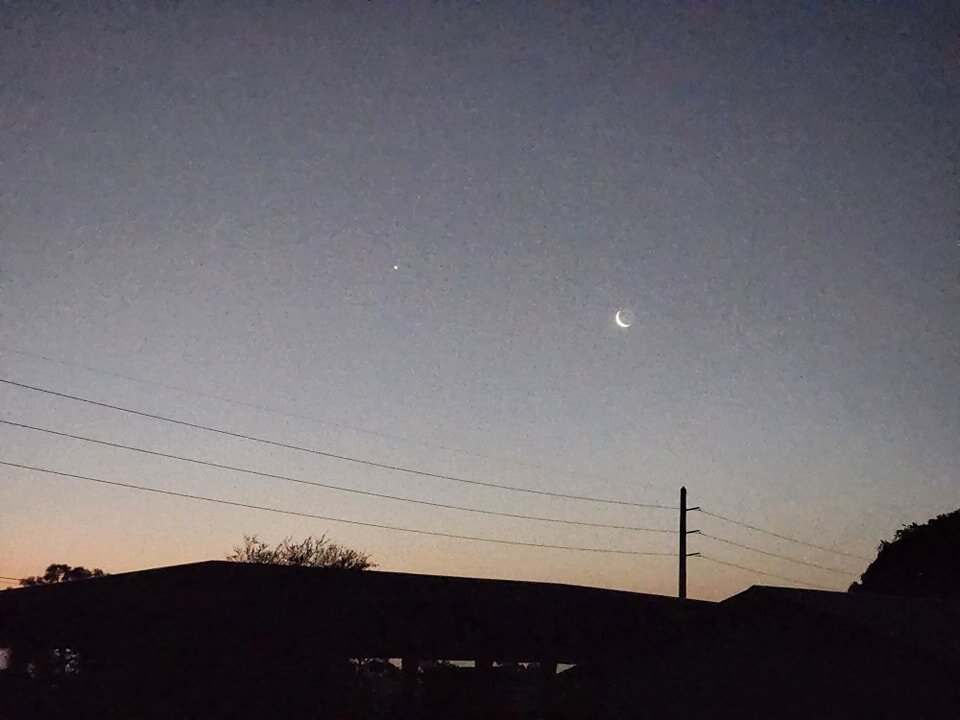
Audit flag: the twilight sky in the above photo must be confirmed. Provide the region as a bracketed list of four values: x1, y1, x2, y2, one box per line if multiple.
[1, 1, 958, 601]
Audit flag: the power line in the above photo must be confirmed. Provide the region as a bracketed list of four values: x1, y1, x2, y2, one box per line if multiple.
[0, 345, 674, 494]
[0, 460, 675, 557]
[0, 419, 676, 535]
[697, 554, 835, 590]
[0, 377, 677, 510]
[0, 576, 20, 583]
[697, 532, 858, 577]
[695, 509, 870, 561]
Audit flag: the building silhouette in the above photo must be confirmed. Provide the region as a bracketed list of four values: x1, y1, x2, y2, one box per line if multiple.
[1, 561, 957, 719]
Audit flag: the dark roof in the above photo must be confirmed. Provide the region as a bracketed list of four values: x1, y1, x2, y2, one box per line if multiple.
[0, 561, 707, 662]
[721, 584, 960, 663]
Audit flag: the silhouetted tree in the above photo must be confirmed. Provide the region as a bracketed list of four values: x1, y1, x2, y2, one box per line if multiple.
[19, 563, 106, 587]
[226, 534, 374, 570]
[849, 508, 960, 599]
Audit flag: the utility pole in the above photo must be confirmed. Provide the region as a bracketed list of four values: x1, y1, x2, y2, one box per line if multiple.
[679, 486, 700, 600]
[679, 486, 687, 599]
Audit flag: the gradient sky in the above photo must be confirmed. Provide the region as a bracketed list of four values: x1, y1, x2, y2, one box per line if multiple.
[1, 1, 958, 601]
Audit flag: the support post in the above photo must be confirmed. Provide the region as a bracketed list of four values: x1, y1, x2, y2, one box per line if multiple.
[538, 659, 558, 715]
[401, 656, 419, 718]
[476, 656, 495, 716]
[679, 486, 687, 600]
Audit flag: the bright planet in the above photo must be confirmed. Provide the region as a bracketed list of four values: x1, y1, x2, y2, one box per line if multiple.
[614, 309, 634, 328]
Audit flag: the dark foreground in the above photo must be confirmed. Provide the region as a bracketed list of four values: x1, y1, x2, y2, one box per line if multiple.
[1, 562, 958, 719]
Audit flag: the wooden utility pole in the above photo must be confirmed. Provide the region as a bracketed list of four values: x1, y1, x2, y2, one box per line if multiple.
[679, 486, 687, 599]
[678, 487, 700, 600]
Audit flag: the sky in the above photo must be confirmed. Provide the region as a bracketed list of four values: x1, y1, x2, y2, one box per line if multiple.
[1, 0, 958, 601]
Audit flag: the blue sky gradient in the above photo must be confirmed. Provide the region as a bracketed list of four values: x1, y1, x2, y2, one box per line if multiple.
[1, 1, 958, 600]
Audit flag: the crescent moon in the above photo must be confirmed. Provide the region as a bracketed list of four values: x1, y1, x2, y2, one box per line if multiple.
[614, 310, 631, 328]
